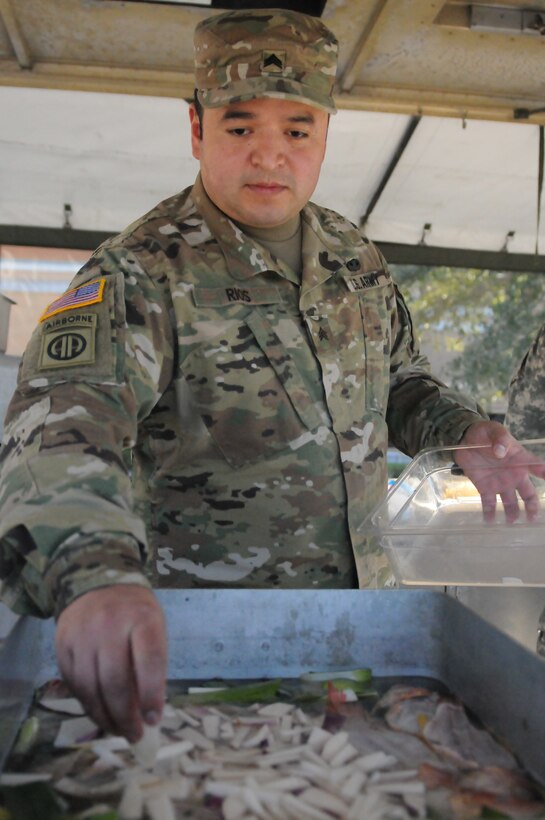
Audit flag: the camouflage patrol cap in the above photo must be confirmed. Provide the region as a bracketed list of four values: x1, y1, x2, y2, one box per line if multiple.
[194, 8, 338, 114]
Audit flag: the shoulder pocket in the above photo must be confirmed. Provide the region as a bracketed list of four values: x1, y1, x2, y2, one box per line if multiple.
[18, 273, 125, 390]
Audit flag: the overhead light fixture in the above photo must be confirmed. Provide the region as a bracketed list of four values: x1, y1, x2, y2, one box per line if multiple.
[470, 5, 545, 36]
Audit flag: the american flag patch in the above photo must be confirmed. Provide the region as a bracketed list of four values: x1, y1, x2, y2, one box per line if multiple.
[40, 278, 106, 322]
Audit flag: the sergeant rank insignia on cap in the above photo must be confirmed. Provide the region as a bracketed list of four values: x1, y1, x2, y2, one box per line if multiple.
[261, 51, 285, 72]
[40, 278, 106, 322]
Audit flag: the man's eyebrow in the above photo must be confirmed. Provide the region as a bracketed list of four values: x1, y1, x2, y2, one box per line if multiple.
[221, 109, 256, 121]
[286, 114, 315, 124]
[220, 110, 316, 124]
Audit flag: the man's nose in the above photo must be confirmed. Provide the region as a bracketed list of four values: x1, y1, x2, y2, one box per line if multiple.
[250, 133, 286, 170]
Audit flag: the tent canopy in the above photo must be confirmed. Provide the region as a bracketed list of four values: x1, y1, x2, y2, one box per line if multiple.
[0, 0, 544, 262]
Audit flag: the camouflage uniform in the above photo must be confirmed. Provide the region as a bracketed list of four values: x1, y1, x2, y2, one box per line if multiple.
[505, 323, 545, 657]
[0, 175, 486, 617]
[505, 322, 545, 442]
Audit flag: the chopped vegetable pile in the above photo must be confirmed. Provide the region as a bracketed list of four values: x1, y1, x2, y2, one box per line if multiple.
[0, 673, 544, 820]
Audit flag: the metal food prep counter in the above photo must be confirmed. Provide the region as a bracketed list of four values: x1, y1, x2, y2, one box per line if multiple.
[1, 588, 545, 786]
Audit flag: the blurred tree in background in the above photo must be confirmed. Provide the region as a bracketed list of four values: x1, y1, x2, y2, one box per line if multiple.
[392, 265, 545, 412]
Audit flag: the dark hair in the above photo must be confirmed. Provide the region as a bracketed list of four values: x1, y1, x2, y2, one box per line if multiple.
[193, 89, 204, 140]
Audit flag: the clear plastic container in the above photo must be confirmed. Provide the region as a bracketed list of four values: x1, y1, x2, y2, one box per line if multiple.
[364, 439, 545, 587]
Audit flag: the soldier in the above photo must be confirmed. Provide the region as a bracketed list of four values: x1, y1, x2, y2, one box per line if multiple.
[505, 322, 545, 657]
[506, 321, 545, 442]
[0, 8, 543, 741]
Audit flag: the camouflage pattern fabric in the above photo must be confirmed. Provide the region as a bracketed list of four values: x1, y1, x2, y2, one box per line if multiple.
[0, 175, 485, 618]
[505, 321, 545, 442]
[194, 8, 338, 113]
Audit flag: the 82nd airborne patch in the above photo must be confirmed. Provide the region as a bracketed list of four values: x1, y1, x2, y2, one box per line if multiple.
[39, 313, 97, 369]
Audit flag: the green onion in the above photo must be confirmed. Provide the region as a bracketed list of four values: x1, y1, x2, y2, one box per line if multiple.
[172, 679, 282, 705]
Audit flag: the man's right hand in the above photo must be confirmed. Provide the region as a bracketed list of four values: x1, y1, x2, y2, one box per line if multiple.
[55, 585, 167, 742]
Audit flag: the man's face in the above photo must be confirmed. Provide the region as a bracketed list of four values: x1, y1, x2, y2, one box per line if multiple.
[190, 97, 329, 227]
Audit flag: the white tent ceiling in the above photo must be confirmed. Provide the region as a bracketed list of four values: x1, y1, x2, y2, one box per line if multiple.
[1, 85, 544, 257]
[1, 0, 544, 263]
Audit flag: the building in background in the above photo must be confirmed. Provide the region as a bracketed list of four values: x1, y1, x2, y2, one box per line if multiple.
[0, 245, 91, 438]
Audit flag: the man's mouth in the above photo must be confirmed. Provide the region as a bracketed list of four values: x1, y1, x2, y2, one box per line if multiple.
[245, 181, 288, 193]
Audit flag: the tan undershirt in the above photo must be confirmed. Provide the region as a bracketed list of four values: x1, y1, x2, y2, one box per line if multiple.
[237, 214, 302, 276]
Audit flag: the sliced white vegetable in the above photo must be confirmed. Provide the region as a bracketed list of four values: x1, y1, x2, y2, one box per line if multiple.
[256, 744, 309, 767]
[155, 739, 194, 761]
[340, 769, 367, 801]
[369, 768, 418, 783]
[160, 704, 183, 731]
[92, 736, 130, 752]
[179, 725, 214, 750]
[187, 686, 227, 694]
[78, 806, 117, 819]
[202, 713, 221, 739]
[300, 786, 348, 815]
[0, 773, 52, 785]
[295, 708, 311, 725]
[306, 726, 332, 752]
[329, 741, 359, 768]
[145, 793, 177, 820]
[346, 790, 391, 820]
[321, 730, 349, 762]
[54, 716, 99, 747]
[91, 746, 126, 769]
[118, 778, 143, 820]
[222, 793, 248, 820]
[242, 784, 265, 816]
[257, 703, 293, 717]
[280, 792, 333, 820]
[328, 762, 363, 786]
[265, 776, 311, 791]
[230, 725, 252, 749]
[242, 724, 271, 748]
[174, 707, 201, 727]
[368, 780, 425, 795]
[177, 754, 214, 776]
[132, 724, 161, 768]
[355, 751, 398, 772]
[54, 775, 122, 798]
[206, 780, 244, 798]
[39, 697, 85, 716]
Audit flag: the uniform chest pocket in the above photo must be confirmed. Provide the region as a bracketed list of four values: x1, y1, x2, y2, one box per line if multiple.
[359, 284, 392, 414]
[179, 311, 323, 467]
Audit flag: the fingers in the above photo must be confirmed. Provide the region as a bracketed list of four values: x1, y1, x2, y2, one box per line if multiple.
[130, 612, 167, 729]
[498, 487, 520, 524]
[55, 632, 121, 737]
[96, 634, 142, 742]
[479, 491, 497, 524]
[515, 475, 541, 522]
[55, 585, 167, 741]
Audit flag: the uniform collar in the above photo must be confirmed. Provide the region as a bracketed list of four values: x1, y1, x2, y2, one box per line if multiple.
[191, 174, 294, 282]
[189, 175, 365, 287]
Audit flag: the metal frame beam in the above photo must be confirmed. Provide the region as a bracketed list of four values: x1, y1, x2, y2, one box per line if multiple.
[377, 241, 545, 273]
[0, 0, 32, 69]
[360, 115, 421, 229]
[1, 226, 544, 274]
[0, 225, 112, 252]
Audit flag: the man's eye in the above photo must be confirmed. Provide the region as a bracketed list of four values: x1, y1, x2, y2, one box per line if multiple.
[228, 128, 250, 136]
[289, 130, 308, 139]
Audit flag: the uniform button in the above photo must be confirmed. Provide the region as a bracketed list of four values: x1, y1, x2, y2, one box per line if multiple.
[346, 258, 361, 272]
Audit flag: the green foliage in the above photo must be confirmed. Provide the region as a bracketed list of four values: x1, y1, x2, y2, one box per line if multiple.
[393, 265, 545, 410]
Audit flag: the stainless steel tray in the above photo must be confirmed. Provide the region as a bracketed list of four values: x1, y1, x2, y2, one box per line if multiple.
[1, 589, 545, 785]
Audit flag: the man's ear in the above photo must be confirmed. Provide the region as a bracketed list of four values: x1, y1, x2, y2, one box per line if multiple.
[189, 105, 201, 159]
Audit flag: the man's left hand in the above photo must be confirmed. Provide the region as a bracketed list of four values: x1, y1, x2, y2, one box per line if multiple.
[455, 421, 545, 523]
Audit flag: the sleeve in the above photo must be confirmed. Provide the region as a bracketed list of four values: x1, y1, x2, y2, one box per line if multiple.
[505, 322, 545, 441]
[385, 281, 488, 456]
[0, 243, 174, 618]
